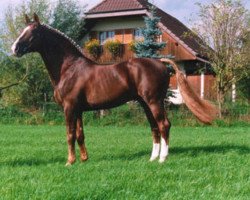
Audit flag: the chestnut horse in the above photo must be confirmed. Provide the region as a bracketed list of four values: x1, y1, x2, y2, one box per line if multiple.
[11, 14, 217, 165]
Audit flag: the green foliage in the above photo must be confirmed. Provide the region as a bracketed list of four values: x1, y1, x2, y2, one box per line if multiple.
[0, 0, 85, 108]
[0, 125, 249, 199]
[135, 6, 166, 58]
[128, 40, 137, 52]
[0, 103, 248, 126]
[193, 0, 249, 117]
[84, 39, 101, 59]
[104, 39, 122, 58]
[237, 76, 250, 100]
[51, 0, 85, 41]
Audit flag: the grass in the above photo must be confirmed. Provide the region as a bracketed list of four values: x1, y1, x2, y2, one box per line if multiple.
[0, 125, 249, 199]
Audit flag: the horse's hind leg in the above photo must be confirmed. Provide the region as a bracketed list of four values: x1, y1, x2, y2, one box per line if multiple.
[76, 114, 88, 162]
[139, 100, 161, 161]
[147, 100, 171, 163]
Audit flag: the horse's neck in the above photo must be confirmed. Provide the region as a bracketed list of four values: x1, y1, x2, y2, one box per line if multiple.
[39, 32, 83, 87]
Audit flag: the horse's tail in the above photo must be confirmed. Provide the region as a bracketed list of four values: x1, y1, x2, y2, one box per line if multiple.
[160, 58, 218, 124]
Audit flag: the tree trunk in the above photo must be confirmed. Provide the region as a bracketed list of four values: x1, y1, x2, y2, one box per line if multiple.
[217, 89, 225, 119]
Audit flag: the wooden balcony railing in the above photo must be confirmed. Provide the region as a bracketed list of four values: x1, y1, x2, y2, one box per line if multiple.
[83, 44, 135, 64]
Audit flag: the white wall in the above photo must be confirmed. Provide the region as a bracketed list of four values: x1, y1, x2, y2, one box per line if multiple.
[91, 16, 145, 31]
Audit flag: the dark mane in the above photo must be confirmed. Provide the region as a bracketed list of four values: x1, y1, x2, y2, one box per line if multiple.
[41, 23, 84, 55]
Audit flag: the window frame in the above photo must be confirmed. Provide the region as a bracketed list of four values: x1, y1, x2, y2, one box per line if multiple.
[134, 29, 143, 40]
[99, 31, 115, 45]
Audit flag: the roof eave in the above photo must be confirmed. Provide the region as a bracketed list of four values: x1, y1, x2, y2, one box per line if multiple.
[158, 22, 198, 57]
[85, 9, 147, 19]
[196, 56, 210, 64]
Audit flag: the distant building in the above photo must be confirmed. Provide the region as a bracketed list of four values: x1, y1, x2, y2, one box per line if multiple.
[80, 0, 216, 103]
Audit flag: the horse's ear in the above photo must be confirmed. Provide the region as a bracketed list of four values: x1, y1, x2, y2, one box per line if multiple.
[24, 14, 31, 25]
[33, 13, 40, 24]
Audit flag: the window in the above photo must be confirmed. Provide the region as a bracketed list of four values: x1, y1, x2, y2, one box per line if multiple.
[99, 32, 106, 45]
[107, 31, 115, 39]
[99, 31, 115, 45]
[134, 29, 143, 40]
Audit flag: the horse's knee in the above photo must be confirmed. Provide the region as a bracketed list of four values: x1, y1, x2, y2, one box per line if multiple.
[67, 133, 76, 144]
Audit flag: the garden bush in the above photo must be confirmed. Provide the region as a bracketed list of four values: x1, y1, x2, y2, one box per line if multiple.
[0, 101, 248, 126]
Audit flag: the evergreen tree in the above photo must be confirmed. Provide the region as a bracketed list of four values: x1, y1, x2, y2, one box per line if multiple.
[135, 6, 166, 58]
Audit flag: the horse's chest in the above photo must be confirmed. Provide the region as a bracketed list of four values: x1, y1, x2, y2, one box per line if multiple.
[54, 77, 78, 105]
[54, 88, 63, 105]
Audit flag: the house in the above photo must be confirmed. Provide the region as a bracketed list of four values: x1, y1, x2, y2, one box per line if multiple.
[80, 0, 216, 102]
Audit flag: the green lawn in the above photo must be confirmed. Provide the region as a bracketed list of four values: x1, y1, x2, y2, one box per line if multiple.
[0, 125, 249, 200]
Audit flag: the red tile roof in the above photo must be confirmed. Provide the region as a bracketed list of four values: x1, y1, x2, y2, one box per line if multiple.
[87, 0, 147, 13]
[86, 0, 205, 57]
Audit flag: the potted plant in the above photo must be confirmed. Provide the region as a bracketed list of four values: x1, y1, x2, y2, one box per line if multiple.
[104, 39, 122, 58]
[84, 39, 101, 59]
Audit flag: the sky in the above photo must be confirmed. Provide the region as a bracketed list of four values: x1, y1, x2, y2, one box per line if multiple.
[0, 0, 249, 27]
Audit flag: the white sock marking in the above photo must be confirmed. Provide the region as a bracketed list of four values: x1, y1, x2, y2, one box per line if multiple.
[159, 138, 169, 163]
[11, 26, 31, 54]
[150, 143, 160, 161]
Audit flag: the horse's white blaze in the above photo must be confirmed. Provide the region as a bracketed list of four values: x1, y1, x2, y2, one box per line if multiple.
[11, 26, 31, 54]
[149, 143, 160, 161]
[159, 138, 169, 163]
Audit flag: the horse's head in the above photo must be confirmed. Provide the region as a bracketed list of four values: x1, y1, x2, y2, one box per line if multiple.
[11, 13, 42, 57]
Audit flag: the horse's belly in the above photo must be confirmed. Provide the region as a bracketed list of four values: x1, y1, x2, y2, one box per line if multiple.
[85, 85, 133, 109]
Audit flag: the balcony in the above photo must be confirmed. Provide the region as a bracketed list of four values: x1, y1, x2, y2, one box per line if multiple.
[83, 44, 135, 64]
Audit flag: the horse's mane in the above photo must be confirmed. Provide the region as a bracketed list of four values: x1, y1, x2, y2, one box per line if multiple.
[41, 23, 83, 55]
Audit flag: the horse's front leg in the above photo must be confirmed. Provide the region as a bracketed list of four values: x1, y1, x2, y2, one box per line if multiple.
[76, 114, 88, 162]
[64, 106, 77, 166]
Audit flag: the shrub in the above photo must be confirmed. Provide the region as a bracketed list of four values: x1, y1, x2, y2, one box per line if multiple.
[104, 39, 122, 58]
[128, 40, 143, 52]
[84, 39, 101, 59]
[128, 40, 136, 52]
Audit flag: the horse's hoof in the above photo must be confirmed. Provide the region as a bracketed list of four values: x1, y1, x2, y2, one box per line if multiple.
[65, 162, 72, 166]
[159, 157, 167, 163]
[65, 159, 75, 166]
[80, 157, 88, 162]
[149, 156, 158, 162]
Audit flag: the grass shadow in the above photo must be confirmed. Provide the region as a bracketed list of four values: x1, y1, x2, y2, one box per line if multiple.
[1, 157, 66, 167]
[171, 144, 250, 156]
[99, 150, 149, 161]
[99, 144, 250, 161]
[2, 145, 249, 165]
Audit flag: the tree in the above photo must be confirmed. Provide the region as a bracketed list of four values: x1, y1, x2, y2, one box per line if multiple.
[237, 19, 250, 100]
[192, 0, 249, 117]
[51, 0, 86, 41]
[0, 0, 52, 107]
[0, 0, 86, 108]
[134, 6, 166, 58]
